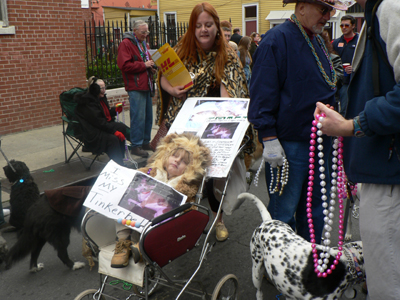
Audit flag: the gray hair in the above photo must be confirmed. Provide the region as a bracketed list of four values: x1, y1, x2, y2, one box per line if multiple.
[133, 20, 148, 30]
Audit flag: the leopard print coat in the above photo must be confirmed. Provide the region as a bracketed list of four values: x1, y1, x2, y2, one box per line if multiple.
[156, 48, 255, 156]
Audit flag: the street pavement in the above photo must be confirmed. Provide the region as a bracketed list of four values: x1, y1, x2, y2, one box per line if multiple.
[0, 107, 367, 300]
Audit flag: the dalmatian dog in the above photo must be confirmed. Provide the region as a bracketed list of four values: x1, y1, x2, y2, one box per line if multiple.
[238, 192, 365, 300]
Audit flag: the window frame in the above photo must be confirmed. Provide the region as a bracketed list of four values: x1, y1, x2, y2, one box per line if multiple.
[242, 3, 259, 37]
[0, 0, 16, 35]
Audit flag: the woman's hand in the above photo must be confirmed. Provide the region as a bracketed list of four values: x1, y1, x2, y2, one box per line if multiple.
[314, 102, 354, 137]
[160, 76, 190, 99]
[220, 83, 230, 98]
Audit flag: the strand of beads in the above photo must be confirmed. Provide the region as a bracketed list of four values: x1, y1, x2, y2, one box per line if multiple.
[253, 158, 264, 187]
[267, 158, 289, 195]
[308, 114, 345, 278]
[279, 158, 289, 196]
[117, 218, 141, 229]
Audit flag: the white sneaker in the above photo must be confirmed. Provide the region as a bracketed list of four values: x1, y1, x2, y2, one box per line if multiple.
[2, 209, 10, 217]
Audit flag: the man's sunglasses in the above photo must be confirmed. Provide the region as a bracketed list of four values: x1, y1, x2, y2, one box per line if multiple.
[340, 24, 351, 28]
[316, 6, 336, 17]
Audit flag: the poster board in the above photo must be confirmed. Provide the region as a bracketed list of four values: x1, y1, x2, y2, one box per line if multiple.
[168, 97, 250, 178]
[151, 43, 193, 89]
[83, 160, 187, 233]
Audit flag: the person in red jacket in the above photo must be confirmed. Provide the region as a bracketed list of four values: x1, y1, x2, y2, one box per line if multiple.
[117, 20, 156, 158]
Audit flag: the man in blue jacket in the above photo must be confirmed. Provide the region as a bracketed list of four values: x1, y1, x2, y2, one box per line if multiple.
[332, 15, 359, 115]
[316, 0, 400, 298]
[248, 0, 348, 244]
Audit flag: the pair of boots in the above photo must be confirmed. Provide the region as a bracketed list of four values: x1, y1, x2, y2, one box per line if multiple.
[110, 239, 142, 268]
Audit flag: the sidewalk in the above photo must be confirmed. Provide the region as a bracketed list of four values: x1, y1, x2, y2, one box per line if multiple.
[0, 106, 159, 204]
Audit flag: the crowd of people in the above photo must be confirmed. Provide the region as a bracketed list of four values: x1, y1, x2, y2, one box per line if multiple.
[2, 1, 397, 299]
[52, 1, 400, 299]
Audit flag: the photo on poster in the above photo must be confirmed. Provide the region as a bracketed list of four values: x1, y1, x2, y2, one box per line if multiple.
[118, 172, 185, 221]
[202, 122, 239, 140]
[186, 99, 248, 130]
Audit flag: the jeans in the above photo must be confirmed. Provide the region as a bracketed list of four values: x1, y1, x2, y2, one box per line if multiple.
[128, 90, 153, 147]
[265, 139, 331, 243]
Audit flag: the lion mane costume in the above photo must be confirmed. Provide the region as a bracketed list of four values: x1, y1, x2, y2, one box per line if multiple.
[139, 133, 212, 202]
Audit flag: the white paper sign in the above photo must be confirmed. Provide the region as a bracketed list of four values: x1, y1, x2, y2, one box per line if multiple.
[83, 160, 187, 232]
[168, 97, 250, 178]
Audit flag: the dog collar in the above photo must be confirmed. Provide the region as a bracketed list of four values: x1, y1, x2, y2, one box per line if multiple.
[343, 247, 364, 284]
[11, 178, 27, 187]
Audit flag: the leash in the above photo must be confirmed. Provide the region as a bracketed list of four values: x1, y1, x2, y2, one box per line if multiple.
[343, 247, 364, 284]
[0, 139, 17, 174]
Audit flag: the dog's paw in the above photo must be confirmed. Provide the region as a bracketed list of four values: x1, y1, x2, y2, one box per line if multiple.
[345, 233, 352, 242]
[29, 263, 44, 273]
[72, 261, 85, 270]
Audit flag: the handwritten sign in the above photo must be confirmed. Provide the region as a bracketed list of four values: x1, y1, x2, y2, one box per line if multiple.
[83, 160, 187, 232]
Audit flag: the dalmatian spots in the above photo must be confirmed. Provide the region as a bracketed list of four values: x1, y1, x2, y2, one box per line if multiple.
[242, 192, 365, 300]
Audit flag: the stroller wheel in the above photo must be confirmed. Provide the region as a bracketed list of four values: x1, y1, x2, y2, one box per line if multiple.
[211, 274, 239, 300]
[74, 289, 105, 300]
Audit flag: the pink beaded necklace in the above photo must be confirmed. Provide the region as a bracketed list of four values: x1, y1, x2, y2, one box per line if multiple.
[308, 113, 345, 277]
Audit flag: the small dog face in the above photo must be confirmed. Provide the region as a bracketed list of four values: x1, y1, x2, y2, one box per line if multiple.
[3, 160, 31, 183]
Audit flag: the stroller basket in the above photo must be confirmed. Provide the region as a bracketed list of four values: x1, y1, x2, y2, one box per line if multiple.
[142, 206, 210, 268]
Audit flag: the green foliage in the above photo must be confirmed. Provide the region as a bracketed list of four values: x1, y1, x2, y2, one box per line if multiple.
[86, 54, 124, 89]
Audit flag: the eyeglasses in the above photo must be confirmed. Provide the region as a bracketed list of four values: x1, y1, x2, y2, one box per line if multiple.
[138, 30, 150, 35]
[340, 24, 351, 28]
[316, 6, 332, 16]
[100, 87, 106, 90]
[314, 5, 336, 17]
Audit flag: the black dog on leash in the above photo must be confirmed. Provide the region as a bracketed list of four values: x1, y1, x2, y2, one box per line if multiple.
[3, 160, 40, 229]
[4, 160, 92, 272]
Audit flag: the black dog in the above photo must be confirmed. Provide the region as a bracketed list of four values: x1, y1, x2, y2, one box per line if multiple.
[5, 172, 92, 272]
[3, 160, 40, 229]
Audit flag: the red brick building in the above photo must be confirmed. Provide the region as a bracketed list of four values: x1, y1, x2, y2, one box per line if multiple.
[0, 1, 93, 135]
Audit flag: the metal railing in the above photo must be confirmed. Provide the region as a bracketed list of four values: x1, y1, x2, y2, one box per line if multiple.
[84, 15, 188, 89]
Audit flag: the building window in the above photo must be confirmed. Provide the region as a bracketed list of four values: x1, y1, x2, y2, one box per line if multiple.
[164, 12, 177, 45]
[1, 0, 9, 27]
[243, 4, 258, 37]
[165, 13, 176, 26]
[0, 0, 15, 34]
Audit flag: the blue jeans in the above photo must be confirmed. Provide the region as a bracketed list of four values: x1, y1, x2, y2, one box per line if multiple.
[266, 140, 331, 244]
[128, 91, 153, 147]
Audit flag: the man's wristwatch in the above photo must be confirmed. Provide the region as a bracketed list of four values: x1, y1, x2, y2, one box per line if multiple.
[353, 116, 365, 138]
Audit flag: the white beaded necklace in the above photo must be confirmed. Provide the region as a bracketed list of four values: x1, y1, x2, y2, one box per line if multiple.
[308, 113, 345, 277]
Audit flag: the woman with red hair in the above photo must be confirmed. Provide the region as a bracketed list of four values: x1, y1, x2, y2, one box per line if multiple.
[157, 2, 253, 242]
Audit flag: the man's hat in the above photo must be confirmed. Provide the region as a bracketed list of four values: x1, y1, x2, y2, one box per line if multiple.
[283, 0, 355, 11]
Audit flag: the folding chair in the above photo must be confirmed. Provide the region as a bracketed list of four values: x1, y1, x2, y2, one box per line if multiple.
[60, 87, 100, 170]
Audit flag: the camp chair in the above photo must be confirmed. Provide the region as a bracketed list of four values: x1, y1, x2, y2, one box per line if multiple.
[60, 87, 100, 170]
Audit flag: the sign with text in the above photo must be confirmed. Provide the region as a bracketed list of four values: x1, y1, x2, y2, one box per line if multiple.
[151, 43, 193, 89]
[83, 160, 187, 233]
[168, 97, 250, 178]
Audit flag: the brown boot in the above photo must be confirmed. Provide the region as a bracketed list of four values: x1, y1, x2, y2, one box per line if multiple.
[130, 242, 142, 263]
[130, 147, 149, 158]
[111, 240, 132, 268]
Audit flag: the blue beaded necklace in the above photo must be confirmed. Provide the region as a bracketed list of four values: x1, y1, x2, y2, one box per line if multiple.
[290, 14, 337, 90]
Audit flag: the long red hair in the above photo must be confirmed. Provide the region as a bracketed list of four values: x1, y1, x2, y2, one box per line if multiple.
[175, 2, 228, 84]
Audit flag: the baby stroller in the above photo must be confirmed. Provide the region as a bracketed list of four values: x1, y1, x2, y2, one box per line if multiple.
[74, 138, 251, 300]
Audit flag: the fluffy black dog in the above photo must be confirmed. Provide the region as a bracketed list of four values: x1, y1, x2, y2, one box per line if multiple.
[4, 160, 92, 272]
[5, 186, 91, 272]
[3, 160, 40, 229]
